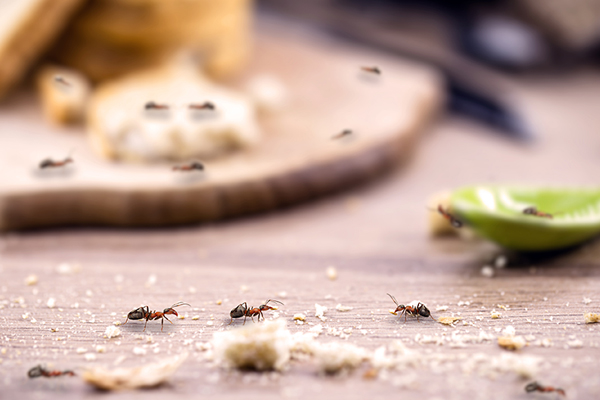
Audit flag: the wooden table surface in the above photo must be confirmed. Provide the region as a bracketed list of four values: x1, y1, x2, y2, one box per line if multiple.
[1, 33, 600, 400]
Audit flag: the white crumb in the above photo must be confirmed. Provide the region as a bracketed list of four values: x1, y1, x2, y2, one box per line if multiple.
[583, 297, 592, 305]
[567, 339, 583, 349]
[104, 326, 121, 339]
[491, 310, 502, 319]
[326, 266, 337, 281]
[498, 336, 526, 351]
[145, 274, 157, 287]
[77, 347, 88, 354]
[96, 345, 106, 353]
[85, 353, 97, 361]
[436, 305, 449, 311]
[24, 274, 38, 286]
[192, 315, 199, 320]
[481, 265, 495, 278]
[133, 347, 147, 356]
[278, 291, 288, 298]
[293, 313, 306, 322]
[83, 354, 187, 390]
[46, 298, 56, 308]
[195, 342, 211, 351]
[502, 326, 516, 337]
[584, 313, 600, 323]
[308, 324, 324, 335]
[335, 304, 353, 312]
[311, 342, 367, 374]
[212, 320, 291, 371]
[56, 263, 80, 275]
[494, 255, 507, 268]
[315, 304, 328, 321]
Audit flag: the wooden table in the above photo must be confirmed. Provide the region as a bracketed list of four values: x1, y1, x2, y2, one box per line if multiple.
[1, 35, 600, 400]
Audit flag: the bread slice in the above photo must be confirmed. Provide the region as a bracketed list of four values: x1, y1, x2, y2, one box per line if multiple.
[0, 0, 83, 100]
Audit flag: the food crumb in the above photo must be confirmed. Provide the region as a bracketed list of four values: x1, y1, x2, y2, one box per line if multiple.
[312, 341, 367, 374]
[24, 274, 38, 286]
[192, 315, 200, 320]
[56, 262, 80, 275]
[584, 313, 600, 323]
[216, 299, 222, 305]
[436, 305, 449, 312]
[46, 298, 56, 308]
[498, 336, 525, 351]
[567, 339, 583, 348]
[326, 266, 337, 281]
[85, 353, 97, 361]
[481, 265, 495, 278]
[293, 313, 306, 324]
[335, 304, 353, 312]
[133, 347, 147, 356]
[315, 304, 328, 321]
[145, 274, 157, 287]
[104, 326, 121, 339]
[96, 345, 106, 353]
[438, 316, 461, 326]
[491, 310, 502, 319]
[494, 255, 507, 268]
[583, 297, 592, 305]
[77, 347, 88, 354]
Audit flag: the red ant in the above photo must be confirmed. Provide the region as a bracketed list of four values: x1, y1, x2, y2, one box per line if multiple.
[124, 302, 190, 331]
[229, 299, 284, 325]
[523, 207, 554, 219]
[145, 101, 169, 110]
[361, 66, 381, 75]
[525, 381, 565, 396]
[172, 162, 204, 172]
[332, 129, 353, 140]
[428, 204, 463, 228]
[28, 364, 75, 378]
[53, 75, 71, 87]
[387, 293, 435, 322]
[39, 151, 74, 169]
[189, 102, 215, 110]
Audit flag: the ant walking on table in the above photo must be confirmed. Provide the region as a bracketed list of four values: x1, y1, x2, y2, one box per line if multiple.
[522, 206, 555, 219]
[189, 102, 215, 111]
[525, 381, 565, 396]
[53, 75, 71, 87]
[332, 129, 353, 140]
[145, 101, 169, 110]
[172, 162, 204, 172]
[229, 299, 284, 325]
[124, 302, 190, 331]
[387, 293, 435, 322]
[28, 364, 75, 378]
[360, 66, 381, 75]
[39, 150, 74, 169]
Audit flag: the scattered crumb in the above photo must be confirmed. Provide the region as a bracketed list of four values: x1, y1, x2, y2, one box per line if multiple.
[192, 315, 200, 320]
[96, 345, 106, 353]
[104, 326, 122, 339]
[497, 304, 510, 311]
[293, 313, 306, 324]
[56, 262, 80, 275]
[438, 316, 461, 326]
[240, 285, 249, 293]
[46, 298, 56, 308]
[82, 354, 188, 390]
[86, 289, 93, 297]
[326, 266, 337, 281]
[278, 291, 288, 298]
[145, 274, 157, 287]
[24, 274, 38, 286]
[481, 265, 495, 278]
[312, 341, 367, 374]
[583, 297, 592, 305]
[216, 299, 222, 305]
[212, 320, 291, 371]
[567, 339, 583, 349]
[206, 321, 214, 326]
[502, 326, 516, 337]
[133, 347, 147, 356]
[584, 313, 600, 323]
[308, 325, 324, 335]
[77, 347, 88, 354]
[498, 336, 525, 351]
[335, 304, 353, 312]
[315, 304, 328, 321]
[540, 338, 552, 347]
[436, 305, 449, 312]
[491, 311, 502, 319]
[494, 255, 507, 268]
[195, 342, 211, 352]
[85, 353, 97, 361]
[363, 367, 378, 380]
[50, 328, 58, 333]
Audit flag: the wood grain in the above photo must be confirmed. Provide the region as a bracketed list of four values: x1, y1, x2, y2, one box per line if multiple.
[0, 19, 441, 231]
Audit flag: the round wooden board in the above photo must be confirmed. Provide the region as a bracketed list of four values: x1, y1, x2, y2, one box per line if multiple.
[0, 20, 441, 230]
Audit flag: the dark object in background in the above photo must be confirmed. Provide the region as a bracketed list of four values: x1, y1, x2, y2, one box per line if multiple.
[28, 365, 76, 378]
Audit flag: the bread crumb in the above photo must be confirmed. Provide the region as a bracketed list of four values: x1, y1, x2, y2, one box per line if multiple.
[315, 304, 328, 321]
[326, 267, 337, 281]
[312, 342, 367, 374]
[293, 313, 306, 324]
[83, 353, 187, 390]
[56, 263, 80, 275]
[77, 347, 88, 354]
[502, 326, 516, 337]
[438, 316, 461, 326]
[104, 326, 122, 339]
[145, 274, 157, 287]
[46, 298, 56, 308]
[96, 345, 106, 353]
[584, 313, 600, 323]
[195, 342, 211, 352]
[498, 336, 525, 351]
[216, 299, 222, 305]
[85, 353, 97, 361]
[481, 265, 494, 278]
[24, 274, 38, 286]
[491, 310, 502, 319]
[133, 347, 147, 356]
[308, 325, 324, 335]
[335, 304, 353, 312]
[212, 320, 291, 371]
[583, 297, 592, 305]
[278, 291, 288, 298]
[192, 315, 200, 320]
[436, 305, 449, 312]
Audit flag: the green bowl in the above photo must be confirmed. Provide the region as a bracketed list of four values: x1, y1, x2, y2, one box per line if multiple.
[450, 186, 600, 251]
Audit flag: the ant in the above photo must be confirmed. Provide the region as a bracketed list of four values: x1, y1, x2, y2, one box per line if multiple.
[53, 75, 71, 87]
[428, 204, 463, 228]
[525, 381, 565, 396]
[145, 101, 169, 110]
[189, 102, 215, 110]
[229, 299, 284, 325]
[123, 302, 190, 331]
[523, 207, 554, 219]
[361, 66, 381, 75]
[172, 162, 204, 172]
[39, 151, 74, 169]
[332, 129, 353, 140]
[28, 364, 75, 378]
[387, 293, 435, 322]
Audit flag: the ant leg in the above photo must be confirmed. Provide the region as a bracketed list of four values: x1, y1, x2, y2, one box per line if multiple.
[143, 317, 149, 332]
[243, 315, 247, 325]
[161, 317, 164, 332]
[228, 318, 233, 325]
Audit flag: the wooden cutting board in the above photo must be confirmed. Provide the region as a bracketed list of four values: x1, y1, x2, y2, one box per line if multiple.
[0, 19, 442, 230]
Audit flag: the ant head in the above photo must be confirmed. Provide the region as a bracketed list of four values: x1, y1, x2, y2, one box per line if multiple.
[523, 207, 536, 215]
[525, 382, 540, 392]
[163, 308, 178, 316]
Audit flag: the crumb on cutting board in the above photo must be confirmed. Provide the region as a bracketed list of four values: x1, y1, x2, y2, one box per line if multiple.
[498, 336, 526, 351]
[584, 313, 600, 323]
[438, 316, 461, 326]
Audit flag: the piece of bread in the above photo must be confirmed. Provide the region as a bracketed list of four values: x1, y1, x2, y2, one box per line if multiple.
[50, 0, 252, 82]
[0, 0, 83, 100]
[36, 64, 91, 125]
[87, 61, 261, 162]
